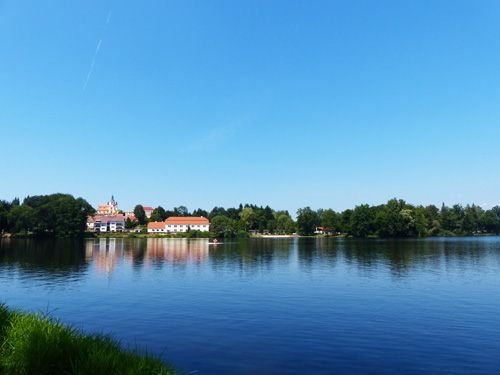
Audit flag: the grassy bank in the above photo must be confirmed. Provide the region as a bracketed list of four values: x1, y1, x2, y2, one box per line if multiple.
[0, 303, 178, 375]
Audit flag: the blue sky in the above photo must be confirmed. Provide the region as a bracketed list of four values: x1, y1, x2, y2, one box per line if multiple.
[1, 1, 499, 215]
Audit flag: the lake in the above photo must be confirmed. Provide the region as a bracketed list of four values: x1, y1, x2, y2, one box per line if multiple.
[1, 237, 500, 374]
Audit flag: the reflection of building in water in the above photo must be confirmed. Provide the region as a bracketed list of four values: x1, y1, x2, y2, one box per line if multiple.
[85, 239, 125, 275]
[84, 239, 210, 272]
[146, 239, 209, 264]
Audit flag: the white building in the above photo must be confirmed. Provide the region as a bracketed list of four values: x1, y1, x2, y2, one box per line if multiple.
[165, 217, 210, 233]
[144, 207, 154, 218]
[93, 215, 126, 233]
[147, 217, 210, 233]
[148, 221, 167, 233]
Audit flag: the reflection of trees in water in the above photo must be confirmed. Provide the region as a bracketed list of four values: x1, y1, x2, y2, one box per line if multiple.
[291, 237, 500, 278]
[297, 237, 341, 272]
[0, 238, 89, 285]
[209, 238, 294, 275]
[2, 237, 499, 282]
[331, 238, 500, 278]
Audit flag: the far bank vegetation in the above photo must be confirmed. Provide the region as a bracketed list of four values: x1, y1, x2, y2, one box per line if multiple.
[1, 195, 499, 239]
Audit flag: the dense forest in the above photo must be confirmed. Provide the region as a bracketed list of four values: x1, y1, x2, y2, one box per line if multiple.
[0, 194, 94, 237]
[1, 195, 500, 238]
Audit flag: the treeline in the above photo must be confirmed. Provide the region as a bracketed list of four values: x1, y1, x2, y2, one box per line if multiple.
[131, 203, 295, 238]
[2, 195, 499, 238]
[134, 198, 500, 238]
[0, 194, 94, 237]
[296, 198, 500, 237]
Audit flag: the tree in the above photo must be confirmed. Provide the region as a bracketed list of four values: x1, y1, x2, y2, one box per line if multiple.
[350, 204, 375, 237]
[285, 217, 295, 234]
[0, 200, 11, 233]
[414, 206, 429, 237]
[480, 210, 500, 234]
[322, 209, 338, 234]
[8, 205, 35, 234]
[150, 206, 166, 222]
[225, 208, 239, 221]
[461, 208, 476, 235]
[210, 215, 236, 237]
[264, 205, 274, 222]
[19, 194, 94, 237]
[277, 214, 290, 234]
[296, 207, 318, 236]
[339, 209, 353, 234]
[239, 207, 254, 229]
[209, 206, 227, 220]
[236, 219, 247, 231]
[253, 208, 267, 232]
[373, 199, 417, 237]
[134, 205, 147, 225]
[175, 206, 189, 217]
[193, 208, 208, 218]
[267, 219, 277, 233]
[125, 217, 139, 229]
[439, 203, 455, 233]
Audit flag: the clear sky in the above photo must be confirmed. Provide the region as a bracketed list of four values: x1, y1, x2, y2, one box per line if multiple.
[1, 0, 499, 215]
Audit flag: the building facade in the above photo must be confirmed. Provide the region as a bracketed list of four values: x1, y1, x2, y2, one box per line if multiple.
[96, 196, 120, 216]
[143, 207, 154, 218]
[147, 217, 210, 233]
[93, 215, 126, 233]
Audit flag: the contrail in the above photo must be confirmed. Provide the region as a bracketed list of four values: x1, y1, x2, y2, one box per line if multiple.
[83, 11, 111, 90]
[83, 39, 102, 90]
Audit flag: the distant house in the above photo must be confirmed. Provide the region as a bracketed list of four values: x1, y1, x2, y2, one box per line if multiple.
[164, 217, 210, 233]
[143, 207, 154, 218]
[315, 227, 332, 234]
[87, 216, 95, 231]
[93, 215, 126, 233]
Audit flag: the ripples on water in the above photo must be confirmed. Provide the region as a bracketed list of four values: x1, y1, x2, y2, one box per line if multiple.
[1, 237, 500, 374]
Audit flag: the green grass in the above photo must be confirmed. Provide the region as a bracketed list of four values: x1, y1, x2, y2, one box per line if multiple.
[0, 303, 178, 375]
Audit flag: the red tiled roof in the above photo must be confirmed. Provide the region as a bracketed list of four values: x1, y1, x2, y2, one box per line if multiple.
[148, 222, 166, 229]
[164, 217, 210, 225]
[143, 207, 154, 211]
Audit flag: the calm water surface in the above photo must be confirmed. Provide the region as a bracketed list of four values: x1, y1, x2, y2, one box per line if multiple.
[1, 237, 500, 374]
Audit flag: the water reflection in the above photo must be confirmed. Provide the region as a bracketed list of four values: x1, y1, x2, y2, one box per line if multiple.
[209, 239, 295, 275]
[298, 237, 500, 278]
[2, 237, 500, 281]
[85, 239, 125, 276]
[84, 238, 210, 275]
[0, 238, 89, 288]
[2, 237, 500, 375]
